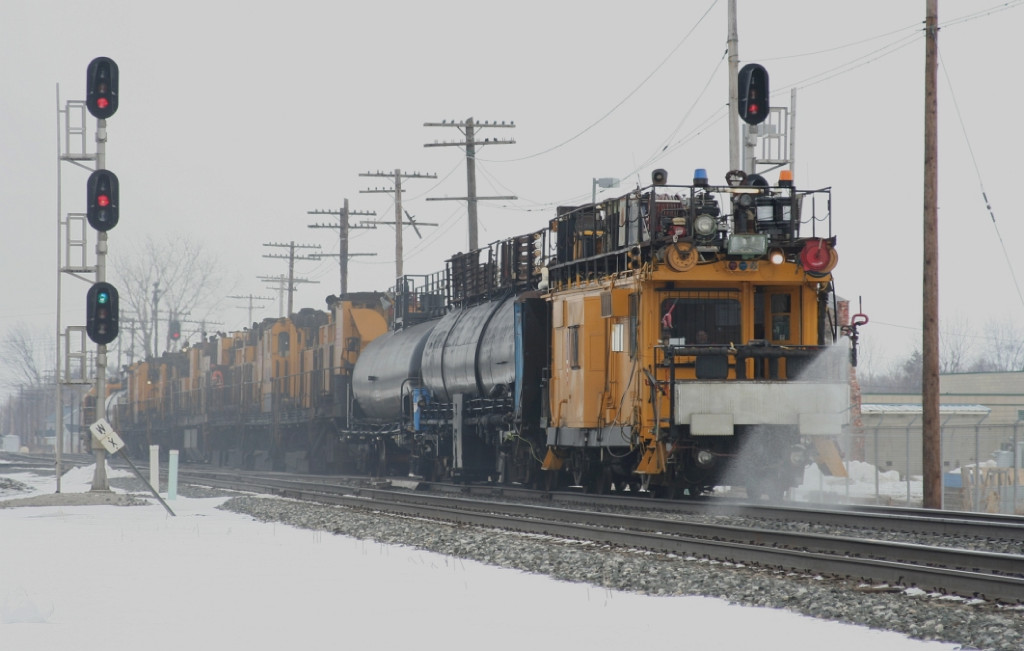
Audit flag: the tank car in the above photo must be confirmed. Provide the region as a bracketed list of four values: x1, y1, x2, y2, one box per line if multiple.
[344, 241, 550, 483]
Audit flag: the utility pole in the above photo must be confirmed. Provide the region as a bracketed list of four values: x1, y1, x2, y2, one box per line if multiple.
[307, 198, 377, 295]
[727, 0, 740, 172]
[424, 117, 516, 251]
[262, 241, 321, 316]
[228, 294, 273, 325]
[151, 281, 162, 357]
[359, 169, 437, 280]
[117, 315, 138, 366]
[922, 0, 941, 510]
[258, 273, 318, 318]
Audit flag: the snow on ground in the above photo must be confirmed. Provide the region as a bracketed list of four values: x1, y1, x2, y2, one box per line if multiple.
[0, 464, 957, 651]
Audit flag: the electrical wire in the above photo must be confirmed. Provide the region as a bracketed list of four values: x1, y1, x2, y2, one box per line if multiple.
[480, 0, 720, 164]
[425, 2, 1024, 227]
[938, 47, 1024, 312]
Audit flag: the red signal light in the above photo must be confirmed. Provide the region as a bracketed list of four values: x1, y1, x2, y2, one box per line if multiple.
[86, 57, 119, 119]
[737, 63, 769, 125]
[86, 169, 119, 232]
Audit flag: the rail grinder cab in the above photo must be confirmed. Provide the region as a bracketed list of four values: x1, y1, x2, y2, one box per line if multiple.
[541, 168, 854, 498]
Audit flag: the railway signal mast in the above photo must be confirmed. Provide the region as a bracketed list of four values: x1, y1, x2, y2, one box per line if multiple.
[84, 56, 121, 491]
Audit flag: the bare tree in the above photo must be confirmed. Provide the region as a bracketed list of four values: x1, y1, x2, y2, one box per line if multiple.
[112, 235, 235, 359]
[0, 323, 53, 390]
[939, 314, 975, 374]
[0, 323, 56, 447]
[969, 315, 1024, 372]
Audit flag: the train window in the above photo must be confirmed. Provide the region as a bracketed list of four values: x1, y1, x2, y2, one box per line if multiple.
[770, 293, 792, 342]
[772, 315, 790, 341]
[611, 321, 625, 352]
[629, 293, 639, 358]
[278, 332, 290, 355]
[568, 325, 581, 369]
[659, 291, 740, 345]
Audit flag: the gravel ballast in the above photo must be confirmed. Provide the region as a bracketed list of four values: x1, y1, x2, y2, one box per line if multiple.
[215, 493, 1024, 651]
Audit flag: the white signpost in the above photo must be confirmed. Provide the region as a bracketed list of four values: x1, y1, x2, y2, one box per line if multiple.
[89, 418, 175, 516]
[89, 418, 124, 454]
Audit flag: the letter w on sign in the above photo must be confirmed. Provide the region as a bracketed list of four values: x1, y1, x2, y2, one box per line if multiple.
[89, 418, 125, 454]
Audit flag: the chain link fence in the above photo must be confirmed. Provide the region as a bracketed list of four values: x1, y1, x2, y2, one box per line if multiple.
[793, 420, 1023, 514]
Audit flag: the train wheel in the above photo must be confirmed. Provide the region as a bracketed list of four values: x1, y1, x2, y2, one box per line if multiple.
[765, 478, 787, 502]
[569, 450, 587, 488]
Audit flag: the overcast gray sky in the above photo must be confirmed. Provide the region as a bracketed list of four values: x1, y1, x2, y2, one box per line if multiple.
[1, 1, 1021, 377]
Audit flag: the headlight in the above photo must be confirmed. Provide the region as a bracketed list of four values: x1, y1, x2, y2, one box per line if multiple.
[788, 445, 808, 467]
[727, 234, 768, 256]
[695, 449, 716, 468]
[694, 213, 717, 238]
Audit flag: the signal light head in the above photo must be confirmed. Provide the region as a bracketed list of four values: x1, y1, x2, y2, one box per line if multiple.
[87, 169, 119, 232]
[737, 63, 769, 125]
[86, 282, 119, 345]
[86, 57, 119, 119]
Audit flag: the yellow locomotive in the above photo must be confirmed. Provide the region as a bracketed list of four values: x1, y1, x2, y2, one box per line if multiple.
[116, 167, 855, 498]
[540, 168, 849, 497]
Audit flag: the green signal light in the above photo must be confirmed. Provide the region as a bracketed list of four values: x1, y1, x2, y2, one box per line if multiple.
[98, 292, 109, 304]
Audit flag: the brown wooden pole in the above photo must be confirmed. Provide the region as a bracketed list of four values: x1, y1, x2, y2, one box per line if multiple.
[922, 0, 941, 509]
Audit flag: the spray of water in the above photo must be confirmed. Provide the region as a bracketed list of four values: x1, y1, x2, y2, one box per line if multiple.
[716, 342, 853, 501]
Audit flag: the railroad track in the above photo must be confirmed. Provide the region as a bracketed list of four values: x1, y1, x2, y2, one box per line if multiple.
[6, 455, 1022, 602]
[177, 469, 1024, 604]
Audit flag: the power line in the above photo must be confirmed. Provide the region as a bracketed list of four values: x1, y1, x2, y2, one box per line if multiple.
[938, 48, 1024, 312]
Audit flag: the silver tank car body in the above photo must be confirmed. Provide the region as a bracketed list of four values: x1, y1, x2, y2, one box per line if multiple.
[421, 296, 516, 402]
[351, 320, 436, 421]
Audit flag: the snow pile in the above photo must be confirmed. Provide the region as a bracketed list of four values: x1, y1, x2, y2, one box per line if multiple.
[792, 459, 924, 504]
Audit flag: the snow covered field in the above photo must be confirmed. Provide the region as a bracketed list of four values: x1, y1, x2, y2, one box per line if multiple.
[0, 462, 960, 650]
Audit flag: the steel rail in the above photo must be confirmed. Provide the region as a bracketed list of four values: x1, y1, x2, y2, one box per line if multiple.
[183, 472, 1024, 603]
